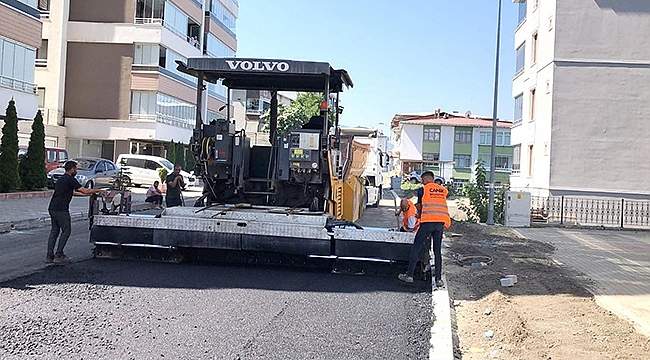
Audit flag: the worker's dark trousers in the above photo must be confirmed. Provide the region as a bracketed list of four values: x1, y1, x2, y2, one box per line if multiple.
[47, 210, 72, 257]
[407, 222, 444, 280]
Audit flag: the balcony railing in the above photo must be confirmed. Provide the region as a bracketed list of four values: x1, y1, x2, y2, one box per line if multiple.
[40, 10, 50, 19]
[134, 18, 201, 50]
[130, 113, 195, 129]
[36, 59, 47, 67]
[0, 76, 36, 94]
[245, 108, 266, 116]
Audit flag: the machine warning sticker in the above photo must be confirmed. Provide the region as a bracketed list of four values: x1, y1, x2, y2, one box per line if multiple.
[216, 134, 223, 141]
[294, 149, 303, 155]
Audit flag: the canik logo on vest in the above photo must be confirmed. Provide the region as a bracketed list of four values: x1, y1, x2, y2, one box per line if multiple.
[429, 188, 445, 195]
[225, 60, 290, 72]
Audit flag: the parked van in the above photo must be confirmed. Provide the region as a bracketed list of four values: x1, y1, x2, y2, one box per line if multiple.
[18, 146, 69, 173]
[116, 154, 196, 188]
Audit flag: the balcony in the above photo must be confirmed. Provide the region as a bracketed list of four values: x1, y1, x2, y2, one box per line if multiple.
[35, 59, 47, 67]
[0, 76, 36, 94]
[245, 108, 266, 116]
[134, 18, 201, 50]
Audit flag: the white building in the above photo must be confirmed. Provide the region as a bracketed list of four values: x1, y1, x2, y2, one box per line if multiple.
[510, 0, 650, 199]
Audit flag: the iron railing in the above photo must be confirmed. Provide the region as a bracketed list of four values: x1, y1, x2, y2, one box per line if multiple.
[0, 76, 36, 94]
[531, 195, 650, 229]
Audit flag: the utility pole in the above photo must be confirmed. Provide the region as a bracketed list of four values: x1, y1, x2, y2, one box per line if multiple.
[487, 0, 502, 225]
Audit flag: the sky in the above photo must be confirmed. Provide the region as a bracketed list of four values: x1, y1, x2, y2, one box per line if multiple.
[236, 0, 518, 130]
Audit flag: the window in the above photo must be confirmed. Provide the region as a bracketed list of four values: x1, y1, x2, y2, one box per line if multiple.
[495, 155, 511, 170]
[124, 158, 145, 168]
[479, 131, 510, 146]
[96, 162, 107, 172]
[504, 133, 511, 146]
[133, 44, 159, 65]
[530, 88, 536, 120]
[58, 150, 68, 162]
[131, 91, 157, 115]
[135, 0, 164, 22]
[454, 129, 472, 143]
[0, 38, 36, 90]
[205, 33, 235, 58]
[528, 145, 534, 177]
[515, 43, 525, 75]
[38, 0, 50, 11]
[106, 162, 116, 171]
[513, 145, 521, 173]
[145, 160, 160, 171]
[514, 94, 523, 123]
[164, 48, 196, 84]
[211, 0, 237, 34]
[454, 155, 471, 168]
[422, 153, 439, 163]
[17, 0, 38, 8]
[37, 87, 45, 108]
[36, 40, 48, 65]
[532, 33, 538, 64]
[518, 1, 527, 24]
[163, 1, 189, 38]
[46, 150, 57, 163]
[423, 128, 440, 141]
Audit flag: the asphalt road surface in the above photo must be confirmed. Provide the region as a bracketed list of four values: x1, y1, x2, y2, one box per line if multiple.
[0, 223, 432, 359]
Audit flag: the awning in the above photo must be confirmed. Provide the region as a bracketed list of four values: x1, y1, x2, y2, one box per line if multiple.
[176, 57, 353, 92]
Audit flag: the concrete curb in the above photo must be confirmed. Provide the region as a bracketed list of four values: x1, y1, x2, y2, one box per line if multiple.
[0, 190, 54, 201]
[389, 189, 455, 360]
[429, 276, 454, 360]
[0, 203, 155, 233]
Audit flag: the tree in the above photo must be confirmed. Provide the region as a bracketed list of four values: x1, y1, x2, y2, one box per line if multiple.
[184, 136, 195, 172]
[458, 159, 488, 223]
[19, 110, 47, 190]
[175, 141, 185, 170]
[166, 140, 176, 164]
[0, 100, 21, 192]
[260, 92, 337, 135]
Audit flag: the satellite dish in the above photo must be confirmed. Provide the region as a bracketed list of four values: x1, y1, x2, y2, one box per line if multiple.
[465, 110, 472, 118]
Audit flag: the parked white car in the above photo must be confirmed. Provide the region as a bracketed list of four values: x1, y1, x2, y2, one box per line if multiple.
[116, 154, 196, 188]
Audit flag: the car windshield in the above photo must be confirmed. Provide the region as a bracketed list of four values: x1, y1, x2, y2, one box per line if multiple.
[73, 159, 96, 171]
[160, 159, 174, 170]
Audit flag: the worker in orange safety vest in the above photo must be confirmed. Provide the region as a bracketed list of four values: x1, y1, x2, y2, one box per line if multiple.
[399, 171, 451, 287]
[395, 198, 420, 232]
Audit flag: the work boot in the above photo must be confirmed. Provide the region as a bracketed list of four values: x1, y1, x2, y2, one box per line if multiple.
[398, 273, 414, 283]
[435, 279, 445, 288]
[45, 255, 54, 264]
[53, 254, 73, 264]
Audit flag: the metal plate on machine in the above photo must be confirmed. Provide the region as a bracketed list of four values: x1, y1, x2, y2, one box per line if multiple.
[162, 207, 330, 226]
[93, 215, 331, 240]
[333, 228, 415, 244]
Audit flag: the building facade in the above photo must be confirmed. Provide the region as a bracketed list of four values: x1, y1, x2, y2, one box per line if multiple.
[36, 0, 237, 161]
[231, 90, 295, 146]
[510, 0, 650, 199]
[391, 111, 513, 188]
[0, 1, 57, 145]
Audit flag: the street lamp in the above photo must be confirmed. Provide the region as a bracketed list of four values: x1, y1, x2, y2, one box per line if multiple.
[487, 0, 503, 225]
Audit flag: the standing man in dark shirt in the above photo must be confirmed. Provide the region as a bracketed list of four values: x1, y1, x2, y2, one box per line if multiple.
[47, 161, 105, 264]
[166, 165, 185, 207]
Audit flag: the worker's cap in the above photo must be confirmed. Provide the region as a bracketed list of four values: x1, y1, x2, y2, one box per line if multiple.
[422, 171, 435, 178]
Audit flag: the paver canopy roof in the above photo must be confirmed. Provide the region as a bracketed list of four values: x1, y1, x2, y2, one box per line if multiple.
[176, 58, 353, 92]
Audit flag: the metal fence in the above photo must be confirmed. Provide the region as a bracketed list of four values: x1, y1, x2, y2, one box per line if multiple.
[531, 196, 650, 229]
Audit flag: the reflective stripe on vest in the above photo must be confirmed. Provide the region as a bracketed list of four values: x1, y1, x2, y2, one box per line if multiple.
[403, 199, 420, 231]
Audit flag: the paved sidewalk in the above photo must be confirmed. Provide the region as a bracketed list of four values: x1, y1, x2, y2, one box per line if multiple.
[516, 227, 650, 337]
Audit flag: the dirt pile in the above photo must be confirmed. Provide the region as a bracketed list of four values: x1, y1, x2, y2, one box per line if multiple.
[446, 222, 650, 360]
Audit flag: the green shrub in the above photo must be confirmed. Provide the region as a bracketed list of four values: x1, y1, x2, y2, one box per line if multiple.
[401, 182, 422, 191]
[0, 100, 21, 192]
[158, 167, 168, 183]
[19, 110, 47, 190]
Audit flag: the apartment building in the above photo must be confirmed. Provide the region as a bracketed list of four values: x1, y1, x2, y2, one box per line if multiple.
[231, 90, 295, 146]
[510, 0, 650, 198]
[36, 0, 237, 161]
[391, 110, 513, 188]
[0, 1, 61, 146]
